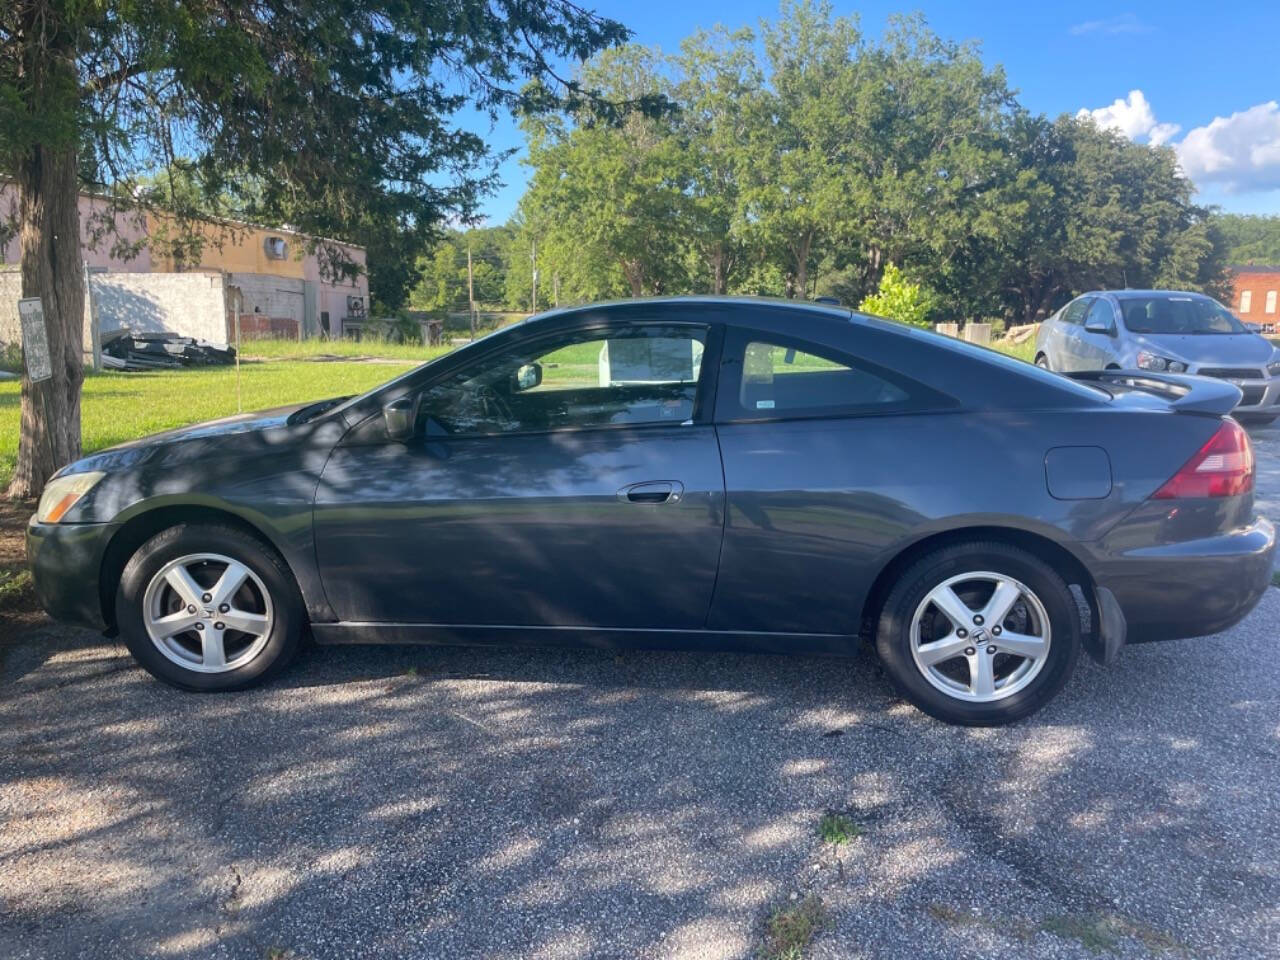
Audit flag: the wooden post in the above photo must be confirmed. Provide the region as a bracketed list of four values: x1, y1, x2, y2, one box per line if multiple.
[84, 261, 101, 372]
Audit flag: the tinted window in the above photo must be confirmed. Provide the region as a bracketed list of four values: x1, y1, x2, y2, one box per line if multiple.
[418, 325, 706, 435]
[1120, 296, 1248, 335]
[733, 340, 912, 416]
[1062, 298, 1092, 325]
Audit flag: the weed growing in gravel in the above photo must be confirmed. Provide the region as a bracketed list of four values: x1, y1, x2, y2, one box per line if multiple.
[760, 895, 828, 960]
[817, 812, 863, 845]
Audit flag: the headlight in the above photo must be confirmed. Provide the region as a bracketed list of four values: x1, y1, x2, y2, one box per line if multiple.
[1136, 350, 1170, 371]
[36, 471, 104, 524]
[1268, 361, 1280, 376]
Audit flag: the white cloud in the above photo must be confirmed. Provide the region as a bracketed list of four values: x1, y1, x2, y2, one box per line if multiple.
[1175, 102, 1280, 193]
[1070, 14, 1152, 36]
[1077, 90, 1180, 145]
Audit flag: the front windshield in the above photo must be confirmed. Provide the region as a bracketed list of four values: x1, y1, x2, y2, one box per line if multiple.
[1119, 296, 1248, 335]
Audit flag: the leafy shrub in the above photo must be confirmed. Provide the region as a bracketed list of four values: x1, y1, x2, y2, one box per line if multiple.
[858, 264, 937, 328]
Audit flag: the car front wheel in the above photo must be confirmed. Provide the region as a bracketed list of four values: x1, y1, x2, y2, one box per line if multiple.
[876, 542, 1080, 725]
[116, 522, 304, 690]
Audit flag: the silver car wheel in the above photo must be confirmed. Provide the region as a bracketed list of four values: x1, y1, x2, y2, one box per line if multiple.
[909, 571, 1051, 703]
[142, 553, 274, 674]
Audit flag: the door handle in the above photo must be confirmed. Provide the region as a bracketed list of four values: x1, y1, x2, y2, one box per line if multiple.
[617, 481, 683, 504]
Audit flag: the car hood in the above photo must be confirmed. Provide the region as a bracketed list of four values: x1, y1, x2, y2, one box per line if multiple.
[56, 398, 344, 479]
[108, 401, 321, 450]
[1131, 333, 1276, 367]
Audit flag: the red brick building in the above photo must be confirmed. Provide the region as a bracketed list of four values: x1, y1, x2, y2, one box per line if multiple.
[1230, 265, 1280, 328]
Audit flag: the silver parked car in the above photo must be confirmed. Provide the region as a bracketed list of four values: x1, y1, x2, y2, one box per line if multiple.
[1035, 290, 1280, 423]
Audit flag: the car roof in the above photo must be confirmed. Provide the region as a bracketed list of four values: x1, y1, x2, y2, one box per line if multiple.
[1081, 289, 1216, 301]
[520, 295, 854, 327]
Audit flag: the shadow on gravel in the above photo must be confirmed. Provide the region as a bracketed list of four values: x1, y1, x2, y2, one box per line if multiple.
[2, 603, 1278, 959]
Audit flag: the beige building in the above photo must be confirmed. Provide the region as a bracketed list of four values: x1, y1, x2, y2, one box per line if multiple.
[0, 184, 369, 341]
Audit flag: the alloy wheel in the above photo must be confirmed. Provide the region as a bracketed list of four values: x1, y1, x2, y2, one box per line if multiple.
[142, 553, 274, 673]
[909, 571, 1051, 703]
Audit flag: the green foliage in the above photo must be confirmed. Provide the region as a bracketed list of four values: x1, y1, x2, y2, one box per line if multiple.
[513, 4, 1228, 323]
[816, 812, 863, 845]
[1217, 215, 1280, 265]
[859, 264, 936, 327]
[0, 1, 635, 312]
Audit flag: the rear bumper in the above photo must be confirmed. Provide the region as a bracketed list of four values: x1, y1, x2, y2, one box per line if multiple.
[26, 518, 117, 631]
[1090, 514, 1275, 643]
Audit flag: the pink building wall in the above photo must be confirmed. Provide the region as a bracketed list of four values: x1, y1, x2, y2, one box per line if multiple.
[0, 183, 153, 272]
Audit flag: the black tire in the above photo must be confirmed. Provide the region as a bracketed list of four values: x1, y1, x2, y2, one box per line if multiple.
[875, 541, 1080, 726]
[116, 522, 304, 691]
[1237, 414, 1276, 426]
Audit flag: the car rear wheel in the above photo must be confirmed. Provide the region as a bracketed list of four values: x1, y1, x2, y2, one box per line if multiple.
[1237, 414, 1276, 426]
[116, 523, 303, 690]
[876, 542, 1080, 725]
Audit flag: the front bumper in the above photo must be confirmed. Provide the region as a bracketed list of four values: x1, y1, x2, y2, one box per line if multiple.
[1090, 513, 1276, 644]
[1188, 370, 1280, 413]
[26, 518, 119, 631]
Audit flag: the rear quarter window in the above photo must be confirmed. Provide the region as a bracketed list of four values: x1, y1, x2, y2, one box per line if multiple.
[720, 333, 954, 420]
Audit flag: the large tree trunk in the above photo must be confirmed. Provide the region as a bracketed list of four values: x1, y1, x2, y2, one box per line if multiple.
[7, 144, 85, 499]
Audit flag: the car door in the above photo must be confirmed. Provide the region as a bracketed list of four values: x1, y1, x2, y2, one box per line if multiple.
[705, 326, 957, 636]
[312, 317, 726, 629]
[1054, 297, 1093, 372]
[1077, 297, 1119, 370]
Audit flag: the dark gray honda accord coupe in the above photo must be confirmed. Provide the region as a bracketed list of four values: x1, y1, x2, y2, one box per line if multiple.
[27, 297, 1276, 725]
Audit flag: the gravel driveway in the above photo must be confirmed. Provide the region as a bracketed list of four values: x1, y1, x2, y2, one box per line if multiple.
[3, 427, 1279, 960]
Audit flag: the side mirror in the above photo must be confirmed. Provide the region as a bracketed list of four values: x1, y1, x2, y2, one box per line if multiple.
[1084, 319, 1114, 335]
[382, 396, 416, 442]
[512, 362, 543, 392]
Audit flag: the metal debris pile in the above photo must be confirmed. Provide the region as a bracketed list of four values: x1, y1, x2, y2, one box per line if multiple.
[101, 331, 237, 371]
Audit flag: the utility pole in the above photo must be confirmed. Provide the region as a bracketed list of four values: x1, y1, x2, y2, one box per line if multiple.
[553, 271, 560, 307]
[466, 243, 476, 340]
[530, 239, 538, 314]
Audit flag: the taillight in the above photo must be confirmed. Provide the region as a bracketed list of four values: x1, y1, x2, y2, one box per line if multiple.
[1151, 418, 1254, 499]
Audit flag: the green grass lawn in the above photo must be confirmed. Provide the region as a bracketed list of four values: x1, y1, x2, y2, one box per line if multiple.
[0, 360, 416, 489]
[242, 337, 457, 363]
[0, 329, 1039, 490]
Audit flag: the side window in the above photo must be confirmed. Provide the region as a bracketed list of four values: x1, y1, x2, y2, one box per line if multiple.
[1084, 299, 1114, 330]
[729, 338, 927, 418]
[1062, 298, 1092, 325]
[417, 324, 706, 435]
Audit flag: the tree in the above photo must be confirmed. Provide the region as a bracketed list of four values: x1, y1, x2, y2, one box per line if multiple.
[1216, 214, 1280, 265]
[0, 0, 631, 498]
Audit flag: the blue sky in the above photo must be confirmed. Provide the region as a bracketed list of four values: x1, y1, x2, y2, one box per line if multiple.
[469, 0, 1280, 223]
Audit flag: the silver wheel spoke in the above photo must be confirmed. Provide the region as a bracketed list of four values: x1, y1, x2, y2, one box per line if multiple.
[221, 608, 268, 635]
[928, 585, 977, 631]
[202, 628, 227, 669]
[910, 570, 1052, 705]
[916, 634, 969, 666]
[143, 552, 274, 675]
[151, 609, 202, 638]
[164, 566, 204, 607]
[968, 652, 996, 699]
[210, 561, 250, 608]
[982, 580, 1022, 627]
[994, 631, 1047, 660]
